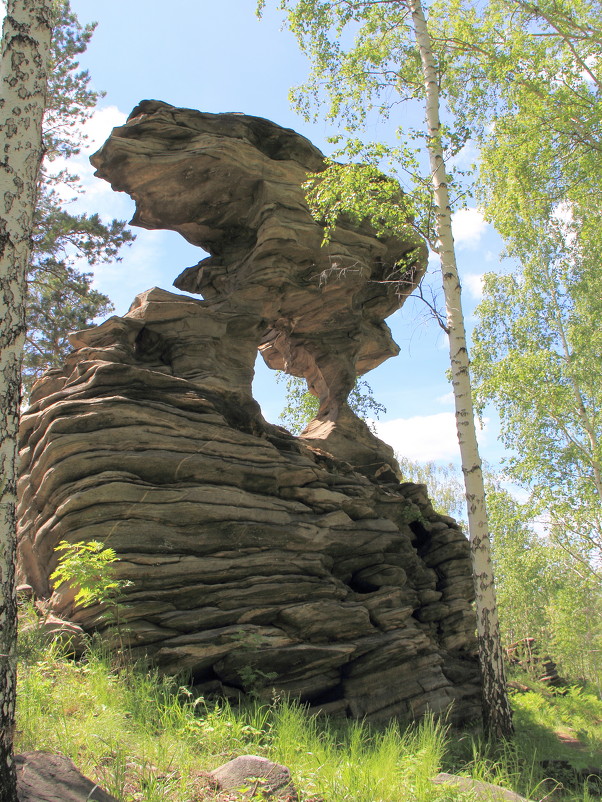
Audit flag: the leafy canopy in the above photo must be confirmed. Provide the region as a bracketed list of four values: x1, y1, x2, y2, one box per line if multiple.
[259, 0, 474, 256]
[472, 252, 602, 575]
[443, 0, 602, 258]
[400, 458, 602, 681]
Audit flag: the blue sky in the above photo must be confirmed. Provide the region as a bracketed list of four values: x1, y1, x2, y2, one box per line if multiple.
[52, 0, 510, 467]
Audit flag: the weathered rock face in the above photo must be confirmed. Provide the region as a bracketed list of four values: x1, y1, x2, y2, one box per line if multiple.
[17, 102, 481, 723]
[90, 100, 427, 465]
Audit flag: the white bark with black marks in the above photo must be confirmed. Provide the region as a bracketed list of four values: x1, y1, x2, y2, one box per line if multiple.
[0, 2, 51, 799]
[407, 0, 513, 740]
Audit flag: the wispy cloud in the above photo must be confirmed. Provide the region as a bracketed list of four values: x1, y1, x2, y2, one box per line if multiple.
[373, 412, 460, 461]
[83, 105, 128, 151]
[447, 139, 478, 172]
[452, 207, 488, 248]
[426, 207, 489, 266]
[47, 106, 131, 219]
[463, 272, 485, 299]
[437, 391, 454, 406]
[372, 410, 489, 462]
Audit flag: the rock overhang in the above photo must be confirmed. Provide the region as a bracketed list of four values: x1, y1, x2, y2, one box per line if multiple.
[90, 99, 427, 431]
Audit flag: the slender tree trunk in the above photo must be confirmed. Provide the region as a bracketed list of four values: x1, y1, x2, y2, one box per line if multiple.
[407, 0, 513, 739]
[0, 2, 52, 798]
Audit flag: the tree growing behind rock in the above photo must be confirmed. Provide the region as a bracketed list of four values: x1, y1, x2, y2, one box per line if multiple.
[277, 374, 386, 435]
[260, 0, 513, 737]
[398, 457, 467, 523]
[24, 0, 133, 396]
[401, 458, 602, 684]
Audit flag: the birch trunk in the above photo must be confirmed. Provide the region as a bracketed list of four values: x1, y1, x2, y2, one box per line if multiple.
[407, 0, 513, 739]
[0, 2, 52, 798]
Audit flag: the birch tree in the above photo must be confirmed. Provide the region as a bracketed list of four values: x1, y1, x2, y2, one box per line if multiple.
[444, 0, 602, 573]
[0, 1, 52, 797]
[472, 252, 602, 576]
[260, 0, 513, 737]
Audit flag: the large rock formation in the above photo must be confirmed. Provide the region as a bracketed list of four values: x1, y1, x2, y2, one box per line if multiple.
[17, 101, 481, 723]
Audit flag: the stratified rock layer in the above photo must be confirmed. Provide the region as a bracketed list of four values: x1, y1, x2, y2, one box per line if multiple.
[17, 103, 481, 723]
[18, 298, 479, 720]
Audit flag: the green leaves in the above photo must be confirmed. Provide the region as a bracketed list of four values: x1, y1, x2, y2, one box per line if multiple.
[50, 540, 123, 608]
[397, 459, 602, 680]
[277, 373, 386, 434]
[45, 0, 103, 162]
[24, 1, 134, 395]
[397, 456, 467, 522]
[269, 0, 473, 247]
[24, 263, 115, 394]
[464, 0, 602, 571]
[446, 0, 602, 263]
[472, 254, 602, 572]
[305, 158, 417, 244]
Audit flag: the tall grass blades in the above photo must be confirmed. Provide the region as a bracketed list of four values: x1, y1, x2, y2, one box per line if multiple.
[15, 637, 602, 801]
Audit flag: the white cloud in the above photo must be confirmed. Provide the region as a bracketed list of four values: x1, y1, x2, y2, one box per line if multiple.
[552, 200, 573, 225]
[46, 106, 126, 178]
[74, 106, 128, 197]
[437, 391, 454, 406]
[447, 139, 478, 171]
[82, 105, 128, 152]
[551, 200, 577, 247]
[452, 207, 488, 248]
[463, 272, 484, 299]
[372, 411, 490, 462]
[373, 412, 460, 461]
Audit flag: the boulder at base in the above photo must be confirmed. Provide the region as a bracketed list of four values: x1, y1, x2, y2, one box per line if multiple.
[16, 752, 118, 802]
[211, 755, 297, 800]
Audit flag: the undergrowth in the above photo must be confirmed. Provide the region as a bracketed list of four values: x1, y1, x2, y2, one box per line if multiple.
[15, 626, 602, 801]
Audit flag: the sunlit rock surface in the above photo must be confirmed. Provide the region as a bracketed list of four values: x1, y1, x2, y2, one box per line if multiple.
[17, 102, 481, 723]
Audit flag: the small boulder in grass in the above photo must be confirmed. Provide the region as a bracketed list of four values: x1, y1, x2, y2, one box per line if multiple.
[16, 751, 118, 802]
[16, 584, 35, 602]
[432, 773, 534, 802]
[211, 755, 298, 800]
[19, 614, 87, 655]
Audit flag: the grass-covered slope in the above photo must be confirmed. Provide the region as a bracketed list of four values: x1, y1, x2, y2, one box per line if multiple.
[16, 629, 602, 801]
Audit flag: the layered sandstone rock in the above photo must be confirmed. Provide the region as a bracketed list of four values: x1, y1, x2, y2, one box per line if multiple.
[17, 102, 481, 723]
[90, 100, 427, 470]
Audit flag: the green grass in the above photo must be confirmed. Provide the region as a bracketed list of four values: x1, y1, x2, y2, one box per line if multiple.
[15, 626, 602, 801]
